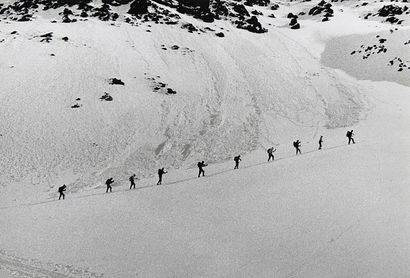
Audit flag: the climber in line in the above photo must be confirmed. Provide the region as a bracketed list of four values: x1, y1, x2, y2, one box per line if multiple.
[58, 184, 66, 200]
[234, 155, 241, 169]
[197, 161, 208, 177]
[346, 130, 355, 145]
[157, 168, 167, 185]
[129, 174, 137, 189]
[106, 177, 114, 193]
[293, 140, 301, 155]
[267, 147, 276, 162]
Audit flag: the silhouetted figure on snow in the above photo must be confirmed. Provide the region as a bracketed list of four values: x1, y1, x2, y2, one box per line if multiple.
[318, 136, 323, 150]
[105, 178, 114, 193]
[234, 155, 241, 169]
[267, 147, 276, 162]
[346, 130, 355, 145]
[58, 185, 66, 200]
[293, 140, 301, 155]
[157, 168, 167, 185]
[197, 161, 208, 177]
[129, 174, 137, 189]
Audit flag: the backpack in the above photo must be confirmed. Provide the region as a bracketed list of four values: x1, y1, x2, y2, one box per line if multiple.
[129, 176, 133, 182]
[346, 131, 351, 137]
[197, 162, 202, 167]
[234, 156, 239, 162]
[267, 148, 272, 154]
[293, 141, 297, 148]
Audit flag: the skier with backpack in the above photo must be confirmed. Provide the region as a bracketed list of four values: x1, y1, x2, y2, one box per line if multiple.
[197, 161, 208, 177]
[318, 135, 323, 150]
[105, 178, 114, 193]
[234, 155, 241, 169]
[129, 174, 137, 189]
[346, 130, 355, 145]
[157, 168, 167, 185]
[293, 140, 301, 155]
[267, 147, 276, 162]
[58, 184, 66, 200]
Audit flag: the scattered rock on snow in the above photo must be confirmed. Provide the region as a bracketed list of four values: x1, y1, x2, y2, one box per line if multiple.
[244, 0, 270, 7]
[109, 78, 125, 85]
[388, 57, 409, 72]
[0, 0, 269, 35]
[270, 3, 279, 10]
[61, 8, 77, 23]
[100, 92, 113, 101]
[290, 23, 300, 29]
[363, 4, 408, 25]
[287, 13, 297, 19]
[235, 15, 267, 33]
[160, 44, 194, 54]
[146, 75, 177, 95]
[181, 23, 199, 33]
[128, 0, 151, 15]
[37, 32, 53, 43]
[289, 14, 300, 29]
[308, 0, 334, 22]
[166, 88, 177, 94]
[350, 35, 388, 60]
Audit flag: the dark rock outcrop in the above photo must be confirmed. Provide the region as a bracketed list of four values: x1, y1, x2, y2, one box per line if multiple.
[128, 0, 151, 15]
[109, 78, 125, 85]
[308, 0, 334, 21]
[39, 32, 53, 42]
[233, 3, 250, 18]
[290, 23, 300, 29]
[181, 23, 199, 33]
[235, 15, 267, 33]
[102, 0, 133, 6]
[61, 8, 76, 23]
[0, 0, 269, 35]
[100, 92, 113, 101]
[95, 3, 119, 21]
[363, 4, 408, 25]
[244, 0, 270, 7]
[166, 88, 177, 94]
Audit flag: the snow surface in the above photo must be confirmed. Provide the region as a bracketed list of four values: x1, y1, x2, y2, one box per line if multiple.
[0, 0, 409, 277]
[0, 12, 366, 200]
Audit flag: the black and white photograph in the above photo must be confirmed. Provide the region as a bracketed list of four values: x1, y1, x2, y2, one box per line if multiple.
[0, 0, 409, 276]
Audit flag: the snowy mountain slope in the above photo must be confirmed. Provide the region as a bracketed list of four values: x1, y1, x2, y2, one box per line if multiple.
[0, 79, 409, 278]
[0, 0, 409, 277]
[0, 10, 366, 196]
